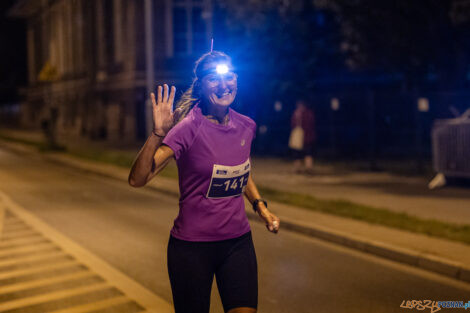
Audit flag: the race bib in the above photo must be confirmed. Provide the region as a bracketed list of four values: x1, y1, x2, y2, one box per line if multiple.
[206, 159, 250, 198]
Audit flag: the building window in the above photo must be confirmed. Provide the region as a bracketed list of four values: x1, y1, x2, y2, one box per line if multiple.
[167, 0, 212, 56]
[173, 7, 187, 54]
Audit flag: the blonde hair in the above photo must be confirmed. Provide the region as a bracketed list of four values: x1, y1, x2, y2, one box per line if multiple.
[174, 51, 232, 123]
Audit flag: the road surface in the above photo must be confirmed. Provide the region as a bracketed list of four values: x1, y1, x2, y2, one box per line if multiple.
[0, 146, 469, 313]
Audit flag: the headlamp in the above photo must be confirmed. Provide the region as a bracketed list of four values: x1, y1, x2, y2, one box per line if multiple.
[200, 63, 233, 78]
[216, 64, 229, 74]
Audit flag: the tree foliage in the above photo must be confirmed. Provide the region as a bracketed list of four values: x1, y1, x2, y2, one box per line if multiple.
[314, 0, 470, 89]
[215, 0, 343, 99]
[216, 0, 470, 92]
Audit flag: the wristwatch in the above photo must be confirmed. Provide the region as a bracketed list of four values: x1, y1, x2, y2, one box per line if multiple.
[252, 198, 267, 213]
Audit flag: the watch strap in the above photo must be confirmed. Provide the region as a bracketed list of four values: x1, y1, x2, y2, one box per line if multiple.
[252, 198, 267, 213]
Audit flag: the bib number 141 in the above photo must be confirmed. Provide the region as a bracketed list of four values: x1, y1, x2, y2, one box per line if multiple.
[206, 160, 250, 199]
[223, 176, 246, 191]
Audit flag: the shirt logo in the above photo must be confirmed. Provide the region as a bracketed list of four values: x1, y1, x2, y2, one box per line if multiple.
[216, 170, 228, 175]
[241, 139, 246, 146]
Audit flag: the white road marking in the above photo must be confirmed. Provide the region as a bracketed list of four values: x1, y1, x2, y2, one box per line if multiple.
[1, 229, 39, 240]
[0, 271, 95, 295]
[0, 190, 173, 313]
[0, 259, 79, 280]
[4, 218, 22, 226]
[47, 296, 132, 313]
[0, 282, 110, 312]
[2, 224, 31, 232]
[0, 236, 48, 248]
[0, 250, 66, 267]
[0, 242, 56, 257]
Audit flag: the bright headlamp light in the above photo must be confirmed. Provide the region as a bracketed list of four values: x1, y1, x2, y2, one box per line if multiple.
[215, 64, 229, 75]
[199, 63, 234, 79]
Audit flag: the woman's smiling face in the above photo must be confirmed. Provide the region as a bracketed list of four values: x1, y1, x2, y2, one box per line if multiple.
[200, 61, 238, 108]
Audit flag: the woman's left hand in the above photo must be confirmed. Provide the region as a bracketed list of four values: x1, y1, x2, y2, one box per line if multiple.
[257, 207, 280, 234]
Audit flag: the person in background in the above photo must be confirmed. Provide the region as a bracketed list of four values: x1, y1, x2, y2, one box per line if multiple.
[289, 98, 315, 174]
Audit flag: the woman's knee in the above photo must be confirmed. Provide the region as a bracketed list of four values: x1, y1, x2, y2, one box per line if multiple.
[227, 307, 257, 313]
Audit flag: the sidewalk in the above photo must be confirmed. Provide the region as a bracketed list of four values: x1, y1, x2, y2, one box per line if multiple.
[251, 158, 470, 225]
[1, 128, 470, 284]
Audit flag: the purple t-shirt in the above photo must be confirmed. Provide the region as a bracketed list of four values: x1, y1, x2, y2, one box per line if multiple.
[163, 106, 256, 241]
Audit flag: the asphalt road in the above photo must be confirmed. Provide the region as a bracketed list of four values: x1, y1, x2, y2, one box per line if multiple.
[0, 146, 469, 313]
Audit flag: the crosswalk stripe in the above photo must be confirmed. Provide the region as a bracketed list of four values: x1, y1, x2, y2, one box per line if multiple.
[2, 224, 31, 233]
[0, 282, 110, 312]
[0, 254, 71, 273]
[0, 191, 173, 312]
[0, 259, 79, 280]
[0, 233, 42, 243]
[3, 218, 23, 226]
[0, 271, 94, 294]
[0, 249, 66, 267]
[1, 229, 39, 240]
[0, 242, 55, 257]
[0, 246, 59, 263]
[0, 236, 48, 249]
[47, 296, 131, 313]
[0, 250, 66, 267]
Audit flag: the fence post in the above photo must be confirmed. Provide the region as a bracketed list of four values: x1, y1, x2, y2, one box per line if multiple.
[330, 97, 339, 157]
[415, 97, 429, 173]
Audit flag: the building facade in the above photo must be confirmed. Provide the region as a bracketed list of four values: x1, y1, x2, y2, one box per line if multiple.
[9, 0, 213, 143]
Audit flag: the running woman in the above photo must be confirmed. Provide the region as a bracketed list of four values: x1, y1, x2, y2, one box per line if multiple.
[128, 51, 280, 313]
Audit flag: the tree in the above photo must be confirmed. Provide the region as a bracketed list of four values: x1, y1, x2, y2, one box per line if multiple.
[314, 0, 470, 90]
[214, 0, 343, 100]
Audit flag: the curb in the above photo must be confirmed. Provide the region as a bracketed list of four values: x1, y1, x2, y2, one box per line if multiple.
[248, 212, 470, 284]
[1, 138, 469, 285]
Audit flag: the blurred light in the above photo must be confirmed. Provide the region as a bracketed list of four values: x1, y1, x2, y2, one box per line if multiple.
[331, 98, 340, 111]
[274, 101, 282, 112]
[418, 97, 429, 112]
[259, 125, 268, 134]
[216, 64, 229, 74]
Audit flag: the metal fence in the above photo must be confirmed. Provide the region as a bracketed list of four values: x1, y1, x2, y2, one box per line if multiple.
[431, 110, 470, 178]
[250, 90, 470, 160]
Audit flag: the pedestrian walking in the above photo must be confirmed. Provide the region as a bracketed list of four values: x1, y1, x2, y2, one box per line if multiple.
[128, 51, 280, 313]
[289, 98, 315, 173]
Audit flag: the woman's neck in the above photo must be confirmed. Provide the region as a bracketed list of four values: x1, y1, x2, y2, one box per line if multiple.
[201, 101, 230, 125]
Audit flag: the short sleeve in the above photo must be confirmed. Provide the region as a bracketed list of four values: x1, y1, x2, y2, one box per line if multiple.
[163, 117, 199, 160]
[242, 115, 256, 140]
[231, 109, 257, 141]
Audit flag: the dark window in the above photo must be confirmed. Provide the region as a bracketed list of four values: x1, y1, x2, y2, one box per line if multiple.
[173, 8, 187, 55]
[192, 7, 206, 54]
[104, 0, 115, 66]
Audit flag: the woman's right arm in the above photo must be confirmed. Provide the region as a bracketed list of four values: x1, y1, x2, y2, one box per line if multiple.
[128, 134, 174, 187]
[128, 84, 177, 187]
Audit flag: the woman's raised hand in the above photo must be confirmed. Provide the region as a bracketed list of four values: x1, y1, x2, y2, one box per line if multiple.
[151, 84, 177, 136]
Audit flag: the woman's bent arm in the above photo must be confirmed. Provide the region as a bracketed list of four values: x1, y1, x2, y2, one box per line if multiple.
[244, 174, 280, 233]
[129, 84, 177, 187]
[128, 135, 174, 187]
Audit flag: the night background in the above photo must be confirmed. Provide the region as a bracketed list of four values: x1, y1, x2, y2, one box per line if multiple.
[0, 1, 470, 313]
[0, 0, 26, 106]
[2, 0, 470, 169]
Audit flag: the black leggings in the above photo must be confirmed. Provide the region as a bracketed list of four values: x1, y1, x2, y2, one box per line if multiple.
[167, 231, 258, 313]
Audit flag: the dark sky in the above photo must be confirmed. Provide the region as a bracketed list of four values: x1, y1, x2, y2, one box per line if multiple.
[0, 0, 27, 103]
